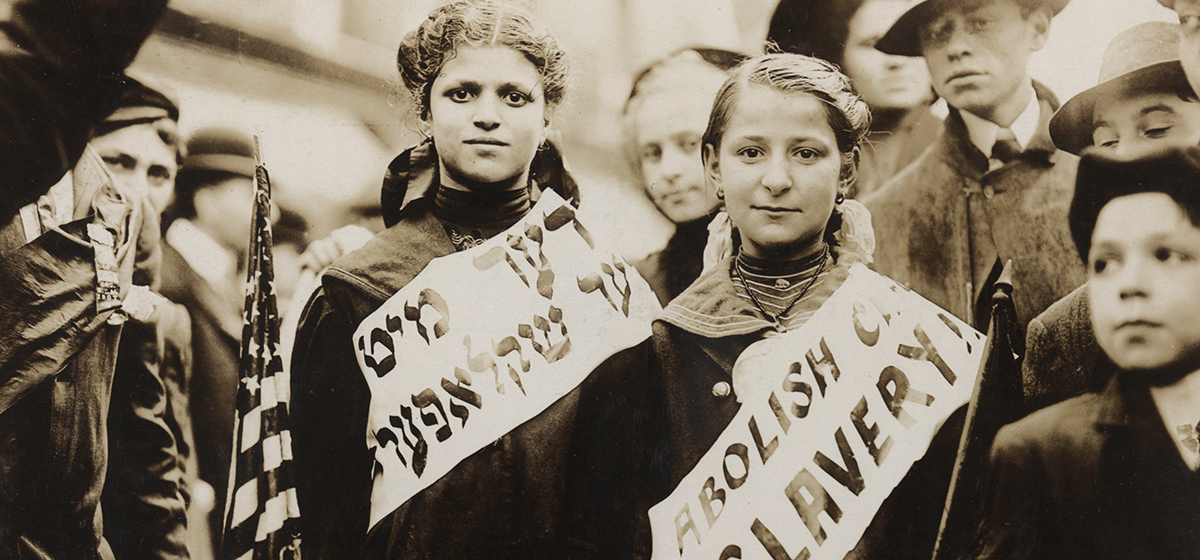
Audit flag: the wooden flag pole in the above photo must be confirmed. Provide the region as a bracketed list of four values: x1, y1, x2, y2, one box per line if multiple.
[931, 260, 1027, 560]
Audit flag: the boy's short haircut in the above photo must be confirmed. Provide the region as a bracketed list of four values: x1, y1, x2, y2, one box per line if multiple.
[1070, 146, 1200, 262]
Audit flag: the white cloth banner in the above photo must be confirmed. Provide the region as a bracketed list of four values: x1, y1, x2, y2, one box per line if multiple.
[354, 190, 661, 528]
[649, 264, 984, 560]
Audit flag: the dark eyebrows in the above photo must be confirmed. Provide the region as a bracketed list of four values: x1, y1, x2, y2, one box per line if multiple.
[438, 79, 482, 92]
[498, 81, 543, 99]
[149, 163, 174, 177]
[1140, 104, 1178, 118]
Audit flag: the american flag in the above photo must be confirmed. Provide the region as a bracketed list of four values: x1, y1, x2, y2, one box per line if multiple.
[221, 138, 302, 560]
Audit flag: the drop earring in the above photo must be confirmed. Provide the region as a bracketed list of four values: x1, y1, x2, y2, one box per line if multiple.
[835, 192, 845, 205]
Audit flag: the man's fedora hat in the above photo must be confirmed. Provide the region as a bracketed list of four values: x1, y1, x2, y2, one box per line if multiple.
[1050, 22, 1189, 155]
[875, 0, 1071, 57]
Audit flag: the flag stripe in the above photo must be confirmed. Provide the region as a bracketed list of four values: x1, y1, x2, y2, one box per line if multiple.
[221, 153, 302, 560]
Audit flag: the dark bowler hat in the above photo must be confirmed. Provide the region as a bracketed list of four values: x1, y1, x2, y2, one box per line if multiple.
[1069, 145, 1200, 261]
[1050, 22, 1189, 155]
[875, 0, 1071, 57]
[179, 127, 255, 179]
[170, 127, 256, 219]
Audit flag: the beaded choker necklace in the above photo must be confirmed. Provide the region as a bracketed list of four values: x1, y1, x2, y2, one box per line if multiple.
[734, 244, 829, 328]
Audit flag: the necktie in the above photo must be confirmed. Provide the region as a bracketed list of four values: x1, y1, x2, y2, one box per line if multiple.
[991, 128, 1021, 164]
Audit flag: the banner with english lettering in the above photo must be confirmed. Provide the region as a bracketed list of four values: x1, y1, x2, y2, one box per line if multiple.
[648, 264, 984, 560]
[353, 189, 661, 529]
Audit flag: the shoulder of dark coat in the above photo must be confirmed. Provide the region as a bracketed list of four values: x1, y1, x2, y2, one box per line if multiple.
[321, 204, 455, 308]
[993, 391, 1105, 461]
[1031, 284, 1090, 339]
[862, 137, 942, 207]
[157, 242, 198, 303]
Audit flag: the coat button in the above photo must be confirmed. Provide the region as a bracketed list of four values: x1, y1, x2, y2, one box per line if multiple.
[712, 381, 731, 398]
[983, 185, 995, 199]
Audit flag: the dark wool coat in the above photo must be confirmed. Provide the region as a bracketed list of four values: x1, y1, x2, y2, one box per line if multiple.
[863, 82, 1086, 333]
[290, 142, 651, 560]
[0, 0, 169, 551]
[102, 301, 194, 560]
[970, 374, 1200, 560]
[634, 216, 710, 307]
[644, 253, 965, 560]
[1021, 285, 1112, 411]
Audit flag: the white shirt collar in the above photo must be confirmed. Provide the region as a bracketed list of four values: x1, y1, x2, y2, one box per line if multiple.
[165, 218, 237, 287]
[959, 80, 1041, 158]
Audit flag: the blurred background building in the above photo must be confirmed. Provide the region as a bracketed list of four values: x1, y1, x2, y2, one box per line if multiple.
[127, 0, 1178, 258]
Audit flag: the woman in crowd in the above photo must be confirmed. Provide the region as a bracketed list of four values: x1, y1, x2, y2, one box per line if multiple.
[288, 1, 602, 557]
[624, 47, 744, 304]
[767, 0, 940, 197]
[641, 53, 961, 559]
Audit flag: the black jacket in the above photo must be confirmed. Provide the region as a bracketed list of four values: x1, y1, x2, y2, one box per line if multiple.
[970, 374, 1200, 559]
[289, 141, 652, 559]
[644, 254, 965, 560]
[0, 0, 172, 546]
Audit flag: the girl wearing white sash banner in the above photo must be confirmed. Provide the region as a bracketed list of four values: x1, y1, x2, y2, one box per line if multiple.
[287, 2, 664, 557]
[603, 54, 978, 560]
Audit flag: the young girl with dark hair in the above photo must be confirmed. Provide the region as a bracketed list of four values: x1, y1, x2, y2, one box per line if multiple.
[287, 2, 638, 558]
[626, 53, 964, 560]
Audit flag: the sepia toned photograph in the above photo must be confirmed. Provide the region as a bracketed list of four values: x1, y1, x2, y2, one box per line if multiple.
[0, 0, 1196, 558]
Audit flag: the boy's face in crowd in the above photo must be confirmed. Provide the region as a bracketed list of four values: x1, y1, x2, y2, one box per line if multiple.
[633, 67, 726, 224]
[1089, 192, 1200, 372]
[91, 121, 177, 214]
[918, 0, 1049, 121]
[194, 175, 258, 255]
[1091, 88, 1200, 159]
[1177, 0, 1200, 96]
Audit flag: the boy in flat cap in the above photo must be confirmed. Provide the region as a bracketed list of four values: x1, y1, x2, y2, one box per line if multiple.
[1024, 21, 1200, 411]
[968, 146, 1200, 560]
[863, 0, 1085, 332]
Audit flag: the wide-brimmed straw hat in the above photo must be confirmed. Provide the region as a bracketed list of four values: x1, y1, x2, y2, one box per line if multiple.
[1050, 22, 1188, 155]
[875, 0, 1071, 57]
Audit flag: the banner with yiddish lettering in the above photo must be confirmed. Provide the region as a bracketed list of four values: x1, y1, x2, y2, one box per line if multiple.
[354, 190, 661, 529]
[648, 264, 983, 560]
